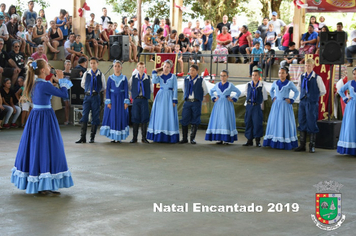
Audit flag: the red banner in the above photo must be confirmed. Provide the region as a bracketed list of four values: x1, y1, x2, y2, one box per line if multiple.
[305, 54, 333, 120]
[305, 0, 356, 12]
[153, 53, 177, 98]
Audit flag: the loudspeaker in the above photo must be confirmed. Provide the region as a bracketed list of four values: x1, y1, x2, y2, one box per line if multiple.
[109, 35, 130, 61]
[71, 78, 85, 105]
[320, 32, 346, 65]
[315, 120, 342, 149]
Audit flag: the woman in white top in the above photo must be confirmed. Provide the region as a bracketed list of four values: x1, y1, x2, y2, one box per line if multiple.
[230, 17, 240, 44]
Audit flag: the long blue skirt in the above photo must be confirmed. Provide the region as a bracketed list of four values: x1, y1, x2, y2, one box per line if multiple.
[11, 108, 74, 194]
[263, 100, 298, 150]
[337, 99, 356, 155]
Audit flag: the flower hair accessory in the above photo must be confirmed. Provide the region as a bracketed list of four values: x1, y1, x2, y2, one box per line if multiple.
[30, 61, 38, 70]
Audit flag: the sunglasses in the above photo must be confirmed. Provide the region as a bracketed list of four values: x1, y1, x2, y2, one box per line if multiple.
[14, 45, 20, 48]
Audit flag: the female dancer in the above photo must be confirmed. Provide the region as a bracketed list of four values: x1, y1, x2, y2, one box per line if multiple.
[11, 59, 74, 194]
[263, 67, 299, 150]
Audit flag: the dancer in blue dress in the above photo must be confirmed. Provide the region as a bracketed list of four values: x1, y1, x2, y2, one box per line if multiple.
[100, 60, 130, 142]
[337, 67, 356, 155]
[263, 67, 300, 150]
[11, 59, 74, 194]
[147, 60, 179, 143]
[205, 70, 241, 144]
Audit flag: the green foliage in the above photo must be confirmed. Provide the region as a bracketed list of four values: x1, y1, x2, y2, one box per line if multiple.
[248, 21, 259, 34]
[15, 0, 50, 16]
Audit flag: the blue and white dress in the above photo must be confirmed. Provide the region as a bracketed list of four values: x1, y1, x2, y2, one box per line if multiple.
[100, 74, 130, 141]
[205, 82, 241, 143]
[263, 80, 299, 150]
[147, 72, 179, 143]
[337, 80, 356, 155]
[11, 78, 74, 194]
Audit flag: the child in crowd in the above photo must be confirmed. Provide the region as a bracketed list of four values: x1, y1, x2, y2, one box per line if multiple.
[280, 42, 299, 68]
[142, 26, 154, 62]
[246, 30, 263, 55]
[190, 44, 204, 65]
[15, 77, 31, 128]
[265, 23, 277, 47]
[173, 44, 184, 76]
[101, 21, 114, 60]
[243, 69, 266, 147]
[71, 35, 87, 59]
[0, 78, 21, 128]
[202, 20, 212, 45]
[262, 42, 275, 78]
[318, 16, 326, 30]
[25, 25, 37, 56]
[249, 42, 263, 76]
[16, 24, 27, 54]
[192, 32, 202, 47]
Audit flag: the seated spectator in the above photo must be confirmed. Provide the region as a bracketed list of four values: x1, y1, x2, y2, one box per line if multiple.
[31, 44, 47, 61]
[48, 20, 64, 60]
[190, 44, 204, 65]
[101, 21, 114, 60]
[16, 24, 27, 54]
[192, 32, 202, 47]
[8, 41, 26, 78]
[142, 17, 151, 37]
[346, 27, 356, 67]
[299, 24, 318, 64]
[121, 16, 128, 32]
[213, 26, 232, 63]
[178, 33, 191, 53]
[33, 17, 58, 55]
[152, 28, 163, 52]
[63, 33, 78, 67]
[182, 21, 192, 42]
[0, 3, 8, 18]
[71, 35, 87, 60]
[132, 28, 141, 55]
[246, 30, 263, 55]
[157, 28, 171, 53]
[202, 20, 214, 51]
[152, 18, 161, 35]
[54, 9, 69, 41]
[85, 24, 102, 59]
[93, 24, 107, 60]
[25, 25, 37, 56]
[166, 29, 177, 52]
[173, 44, 184, 76]
[163, 18, 171, 37]
[192, 20, 201, 39]
[230, 17, 240, 44]
[6, 14, 26, 53]
[62, 60, 71, 125]
[120, 25, 138, 62]
[262, 42, 275, 78]
[309, 16, 319, 33]
[142, 26, 154, 62]
[86, 13, 98, 28]
[279, 26, 293, 51]
[231, 25, 252, 64]
[0, 15, 9, 51]
[14, 76, 30, 128]
[74, 56, 88, 77]
[0, 38, 21, 84]
[0, 78, 21, 128]
[38, 9, 47, 29]
[318, 16, 326, 30]
[249, 42, 263, 76]
[113, 22, 120, 35]
[280, 42, 299, 68]
[264, 23, 277, 48]
[316, 25, 329, 55]
[128, 20, 135, 33]
[0, 92, 8, 130]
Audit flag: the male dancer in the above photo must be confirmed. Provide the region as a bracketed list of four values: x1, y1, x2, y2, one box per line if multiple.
[129, 62, 152, 143]
[76, 57, 106, 143]
[179, 64, 208, 144]
[295, 58, 326, 153]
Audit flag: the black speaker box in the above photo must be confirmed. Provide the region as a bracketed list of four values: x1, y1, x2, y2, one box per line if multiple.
[109, 35, 130, 61]
[71, 78, 85, 105]
[315, 120, 342, 149]
[320, 32, 346, 65]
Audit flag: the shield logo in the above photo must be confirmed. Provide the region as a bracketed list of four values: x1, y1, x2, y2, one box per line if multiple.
[315, 193, 342, 225]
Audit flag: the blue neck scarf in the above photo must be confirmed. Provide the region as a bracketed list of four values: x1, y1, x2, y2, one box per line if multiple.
[352, 80, 356, 91]
[302, 72, 313, 93]
[219, 82, 229, 92]
[188, 75, 199, 96]
[90, 70, 98, 95]
[138, 73, 145, 96]
[251, 81, 259, 103]
[276, 79, 289, 90]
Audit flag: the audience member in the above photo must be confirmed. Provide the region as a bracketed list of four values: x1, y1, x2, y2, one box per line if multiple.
[280, 42, 299, 68]
[48, 20, 64, 60]
[55, 9, 69, 41]
[190, 44, 204, 65]
[216, 15, 230, 35]
[279, 26, 293, 51]
[264, 23, 277, 48]
[1, 78, 20, 128]
[163, 18, 171, 37]
[31, 44, 47, 61]
[85, 24, 102, 59]
[8, 40, 26, 78]
[33, 17, 58, 54]
[101, 21, 114, 60]
[262, 42, 275, 78]
[249, 42, 263, 76]
[230, 17, 240, 44]
[246, 30, 263, 55]
[25, 25, 37, 56]
[38, 9, 47, 29]
[0, 38, 21, 83]
[87, 13, 98, 27]
[142, 26, 154, 62]
[269, 11, 286, 47]
[22, 1, 37, 29]
[231, 25, 252, 64]
[299, 24, 318, 63]
[309, 16, 319, 33]
[213, 26, 232, 64]
[100, 7, 111, 31]
[14, 76, 30, 128]
[258, 17, 269, 42]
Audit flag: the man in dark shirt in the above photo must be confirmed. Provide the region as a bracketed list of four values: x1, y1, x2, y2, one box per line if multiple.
[280, 42, 299, 68]
[257, 17, 269, 42]
[74, 56, 88, 77]
[6, 14, 25, 53]
[216, 15, 230, 35]
[8, 40, 25, 77]
[85, 25, 102, 58]
[0, 38, 21, 84]
[178, 33, 191, 53]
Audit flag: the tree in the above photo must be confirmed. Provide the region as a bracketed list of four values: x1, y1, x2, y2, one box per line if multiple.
[259, 0, 270, 18]
[15, 0, 50, 16]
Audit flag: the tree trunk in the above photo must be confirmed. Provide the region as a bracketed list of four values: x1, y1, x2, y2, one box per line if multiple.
[271, 0, 283, 17]
[259, 0, 270, 18]
[137, 0, 142, 44]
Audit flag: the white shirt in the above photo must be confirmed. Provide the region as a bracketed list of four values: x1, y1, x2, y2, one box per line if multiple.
[100, 16, 111, 30]
[350, 30, 356, 46]
[25, 31, 32, 41]
[297, 71, 326, 96]
[17, 31, 26, 39]
[269, 19, 286, 35]
[181, 75, 209, 99]
[81, 69, 107, 92]
[230, 24, 240, 38]
[64, 40, 73, 57]
[128, 72, 153, 96]
[0, 23, 8, 37]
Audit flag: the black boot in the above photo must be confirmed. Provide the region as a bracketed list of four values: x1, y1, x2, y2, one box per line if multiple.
[295, 131, 307, 152]
[309, 133, 316, 153]
[75, 123, 87, 143]
[243, 139, 253, 146]
[141, 123, 150, 143]
[130, 123, 139, 143]
[179, 126, 188, 144]
[255, 137, 261, 147]
[190, 124, 198, 144]
[89, 125, 97, 143]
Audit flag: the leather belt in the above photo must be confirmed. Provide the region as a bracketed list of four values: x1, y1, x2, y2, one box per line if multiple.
[185, 98, 199, 102]
[85, 92, 98, 96]
[247, 101, 258, 105]
[135, 96, 145, 99]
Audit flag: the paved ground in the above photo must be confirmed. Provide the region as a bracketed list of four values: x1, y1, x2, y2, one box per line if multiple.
[0, 126, 355, 236]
